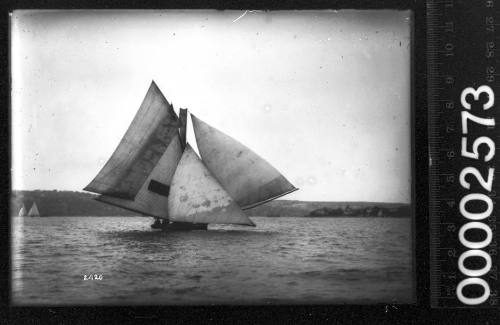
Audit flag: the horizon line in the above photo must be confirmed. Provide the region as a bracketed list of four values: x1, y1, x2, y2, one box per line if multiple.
[11, 188, 411, 205]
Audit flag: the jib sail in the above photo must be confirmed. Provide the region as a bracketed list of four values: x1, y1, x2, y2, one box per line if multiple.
[168, 145, 255, 226]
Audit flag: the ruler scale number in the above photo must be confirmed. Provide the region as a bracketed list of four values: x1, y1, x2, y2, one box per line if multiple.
[428, 0, 499, 308]
[456, 86, 495, 305]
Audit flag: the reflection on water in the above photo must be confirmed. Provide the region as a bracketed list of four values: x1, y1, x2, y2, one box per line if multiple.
[11, 216, 413, 305]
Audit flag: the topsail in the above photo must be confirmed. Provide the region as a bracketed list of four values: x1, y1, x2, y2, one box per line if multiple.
[84, 81, 180, 199]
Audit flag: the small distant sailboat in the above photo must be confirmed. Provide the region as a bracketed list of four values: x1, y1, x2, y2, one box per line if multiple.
[84, 81, 298, 230]
[18, 204, 27, 217]
[27, 202, 40, 217]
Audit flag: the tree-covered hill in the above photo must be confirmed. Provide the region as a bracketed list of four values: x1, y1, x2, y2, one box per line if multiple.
[11, 190, 135, 217]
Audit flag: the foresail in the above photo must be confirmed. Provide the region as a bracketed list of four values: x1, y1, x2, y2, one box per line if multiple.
[168, 145, 255, 226]
[97, 135, 183, 218]
[84, 81, 180, 199]
[191, 115, 297, 209]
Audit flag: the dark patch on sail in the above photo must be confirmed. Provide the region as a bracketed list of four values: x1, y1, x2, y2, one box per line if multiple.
[147, 180, 170, 197]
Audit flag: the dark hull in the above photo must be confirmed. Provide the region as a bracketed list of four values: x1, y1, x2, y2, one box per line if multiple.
[151, 221, 208, 231]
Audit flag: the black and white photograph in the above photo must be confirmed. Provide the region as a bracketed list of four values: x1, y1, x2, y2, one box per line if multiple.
[10, 9, 413, 305]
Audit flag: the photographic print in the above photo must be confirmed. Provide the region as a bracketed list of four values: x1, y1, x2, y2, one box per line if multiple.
[10, 9, 413, 305]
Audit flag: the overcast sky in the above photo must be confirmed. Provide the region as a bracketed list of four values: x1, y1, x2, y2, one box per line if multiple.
[11, 9, 412, 203]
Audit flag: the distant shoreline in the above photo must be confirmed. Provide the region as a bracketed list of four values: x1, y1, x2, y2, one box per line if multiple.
[11, 190, 411, 218]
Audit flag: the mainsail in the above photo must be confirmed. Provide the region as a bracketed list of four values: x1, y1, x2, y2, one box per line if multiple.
[18, 204, 27, 217]
[28, 202, 40, 217]
[84, 81, 180, 199]
[191, 115, 298, 209]
[168, 145, 255, 226]
[97, 135, 183, 218]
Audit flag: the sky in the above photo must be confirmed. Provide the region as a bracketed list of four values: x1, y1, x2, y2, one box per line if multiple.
[11, 9, 412, 203]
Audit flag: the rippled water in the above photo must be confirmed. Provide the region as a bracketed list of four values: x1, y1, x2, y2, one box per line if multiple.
[11, 216, 413, 305]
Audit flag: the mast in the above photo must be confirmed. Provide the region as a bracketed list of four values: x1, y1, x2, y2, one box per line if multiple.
[178, 108, 188, 149]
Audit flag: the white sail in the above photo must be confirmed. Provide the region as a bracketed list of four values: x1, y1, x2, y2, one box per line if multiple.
[97, 135, 183, 218]
[18, 204, 27, 217]
[168, 145, 255, 226]
[191, 115, 297, 209]
[84, 81, 180, 199]
[27, 203, 40, 217]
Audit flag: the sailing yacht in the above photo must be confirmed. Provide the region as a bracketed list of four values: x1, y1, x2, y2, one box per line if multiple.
[18, 204, 27, 217]
[84, 81, 297, 230]
[27, 202, 40, 217]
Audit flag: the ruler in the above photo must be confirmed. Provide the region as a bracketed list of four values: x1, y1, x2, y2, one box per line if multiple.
[428, 0, 499, 308]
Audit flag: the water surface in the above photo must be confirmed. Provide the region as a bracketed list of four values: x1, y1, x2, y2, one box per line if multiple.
[12, 216, 413, 305]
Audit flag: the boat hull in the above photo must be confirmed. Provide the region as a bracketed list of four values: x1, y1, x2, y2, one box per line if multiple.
[152, 221, 208, 231]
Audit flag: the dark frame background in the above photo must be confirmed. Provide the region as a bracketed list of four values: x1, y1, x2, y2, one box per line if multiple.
[0, 1, 497, 324]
